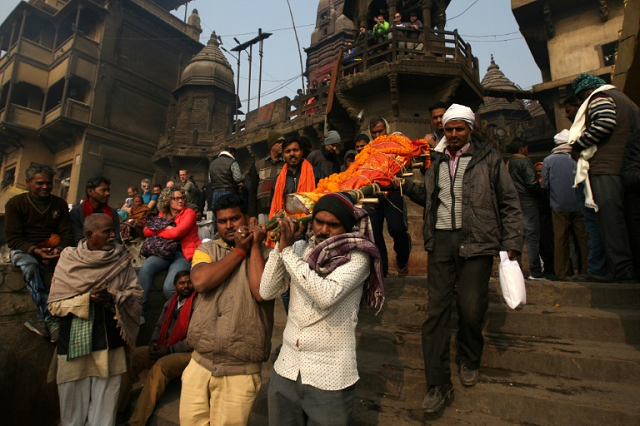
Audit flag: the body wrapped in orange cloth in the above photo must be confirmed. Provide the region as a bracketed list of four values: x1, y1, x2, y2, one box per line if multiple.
[287, 134, 430, 214]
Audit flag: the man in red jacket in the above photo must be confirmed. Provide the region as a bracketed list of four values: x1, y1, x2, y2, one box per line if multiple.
[118, 271, 196, 426]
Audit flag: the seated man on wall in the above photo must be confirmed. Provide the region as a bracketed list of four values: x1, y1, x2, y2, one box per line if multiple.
[118, 270, 196, 426]
[5, 164, 73, 342]
[70, 176, 121, 245]
[48, 213, 142, 425]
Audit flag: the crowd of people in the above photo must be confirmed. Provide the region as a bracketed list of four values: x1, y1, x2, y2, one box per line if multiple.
[3, 71, 638, 425]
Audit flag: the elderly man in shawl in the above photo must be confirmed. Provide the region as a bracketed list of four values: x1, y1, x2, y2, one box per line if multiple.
[402, 104, 523, 413]
[260, 193, 384, 425]
[118, 270, 196, 426]
[569, 73, 639, 283]
[47, 213, 143, 426]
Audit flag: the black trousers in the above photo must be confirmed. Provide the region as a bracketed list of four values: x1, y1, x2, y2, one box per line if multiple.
[422, 230, 493, 387]
[590, 175, 637, 280]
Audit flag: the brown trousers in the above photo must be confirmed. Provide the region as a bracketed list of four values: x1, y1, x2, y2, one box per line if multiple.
[118, 345, 191, 426]
[552, 210, 589, 279]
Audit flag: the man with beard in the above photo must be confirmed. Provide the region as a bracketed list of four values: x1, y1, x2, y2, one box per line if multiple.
[248, 131, 286, 224]
[269, 136, 325, 221]
[179, 169, 196, 204]
[179, 194, 274, 426]
[48, 213, 142, 425]
[307, 130, 342, 177]
[406, 104, 522, 413]
[71, 176, 121, 245]
[260, 193, 384, 425]
[425, 101, 448, 149]
[119, 270, 196, 426]
[5, 164, 72, 342]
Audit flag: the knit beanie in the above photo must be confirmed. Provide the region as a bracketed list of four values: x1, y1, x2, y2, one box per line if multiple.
[267, 131, 285, 149]
[312, 192, 356, 231]
[323, 130, 341, 146]
[572, 73, 606, 96]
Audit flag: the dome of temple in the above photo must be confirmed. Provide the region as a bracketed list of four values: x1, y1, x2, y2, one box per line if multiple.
[178, 31, 235, 94]
[477, 55, 525, 115]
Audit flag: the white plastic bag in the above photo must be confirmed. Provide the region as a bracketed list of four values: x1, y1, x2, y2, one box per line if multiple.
[498, 251, 526, 309]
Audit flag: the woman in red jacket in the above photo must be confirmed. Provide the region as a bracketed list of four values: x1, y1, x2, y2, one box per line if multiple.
[138, 188, 200, 319]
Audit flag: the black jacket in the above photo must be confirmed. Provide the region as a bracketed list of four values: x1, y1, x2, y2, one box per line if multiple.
[404, 139, 523, 257]
[508, 154, 542, 207]
[622, 129, 640, 192]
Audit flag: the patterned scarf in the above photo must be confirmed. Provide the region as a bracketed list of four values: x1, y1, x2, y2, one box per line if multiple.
[158, 292, 196, 348]
[306, 208, 385, 314]
[269, 159, 316, 219]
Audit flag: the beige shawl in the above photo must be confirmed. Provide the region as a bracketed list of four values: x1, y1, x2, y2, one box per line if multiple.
[49, 240, 143, 348]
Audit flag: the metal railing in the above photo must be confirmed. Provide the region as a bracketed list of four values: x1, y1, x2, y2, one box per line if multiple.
[341, 27, 479, 79]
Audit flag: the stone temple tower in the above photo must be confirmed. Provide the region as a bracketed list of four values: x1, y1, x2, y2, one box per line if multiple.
[152, 31, 237, 184]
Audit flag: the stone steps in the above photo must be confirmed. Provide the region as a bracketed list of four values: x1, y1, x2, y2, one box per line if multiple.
[146, 276, 640, 425]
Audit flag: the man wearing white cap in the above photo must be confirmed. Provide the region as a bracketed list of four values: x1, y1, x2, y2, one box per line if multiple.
[542, 130, 589, 280]
[417, 104, 523, 413]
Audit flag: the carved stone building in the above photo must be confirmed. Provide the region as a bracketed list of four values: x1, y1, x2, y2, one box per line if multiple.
[477, 55, 555, 155]
[512, 0, 627, 131]
[0, 0, 202, 203]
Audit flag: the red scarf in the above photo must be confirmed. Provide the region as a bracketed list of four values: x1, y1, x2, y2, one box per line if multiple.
[81, 198, 114, 220]
[158, 291, 195, 347]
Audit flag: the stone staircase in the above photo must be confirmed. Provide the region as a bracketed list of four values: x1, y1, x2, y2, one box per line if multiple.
[145, 275, 640, 425]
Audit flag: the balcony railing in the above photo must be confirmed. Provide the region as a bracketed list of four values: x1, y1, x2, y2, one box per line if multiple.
[341, 27, 479, 79]
[43, 98, 91, 126]
[2, 104, 42, 129]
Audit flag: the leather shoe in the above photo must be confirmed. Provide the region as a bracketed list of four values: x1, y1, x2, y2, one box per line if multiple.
[460, 364, 479, 387]
[422, 384, 454, 413]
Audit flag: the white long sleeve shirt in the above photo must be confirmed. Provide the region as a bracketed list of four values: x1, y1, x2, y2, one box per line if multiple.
[259, 238, 370, 390]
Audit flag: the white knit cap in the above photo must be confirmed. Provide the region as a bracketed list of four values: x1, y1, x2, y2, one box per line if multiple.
[442, 103, 475, 128]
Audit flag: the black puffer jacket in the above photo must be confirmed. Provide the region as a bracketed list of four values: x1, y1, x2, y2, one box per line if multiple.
[405, 139, 523, 257]
[508, 154, 542, 207]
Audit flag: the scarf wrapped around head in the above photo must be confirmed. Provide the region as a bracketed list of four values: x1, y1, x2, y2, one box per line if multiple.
[572, 73, 606, 97]
[306, 201, 385, 314]
[551, 129, 572, 154]
[434, 103, 476, 152]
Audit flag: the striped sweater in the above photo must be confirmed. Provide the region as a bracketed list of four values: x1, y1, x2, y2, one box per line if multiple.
[573, 93, 617, 152]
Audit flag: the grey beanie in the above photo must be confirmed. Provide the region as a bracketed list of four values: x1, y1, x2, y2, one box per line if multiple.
[323, 130, 341, 146]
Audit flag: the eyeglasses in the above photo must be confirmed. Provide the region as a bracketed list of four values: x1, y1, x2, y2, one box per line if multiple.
[171, 196, 186, 201]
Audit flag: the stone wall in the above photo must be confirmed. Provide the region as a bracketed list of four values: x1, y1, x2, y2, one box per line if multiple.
[0, 263, 170, 425]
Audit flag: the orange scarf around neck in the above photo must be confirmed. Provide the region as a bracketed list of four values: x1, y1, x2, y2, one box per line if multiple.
[269, 159, 316, 219]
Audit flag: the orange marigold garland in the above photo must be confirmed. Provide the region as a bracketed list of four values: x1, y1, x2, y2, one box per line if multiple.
[297, 134, 430, 205]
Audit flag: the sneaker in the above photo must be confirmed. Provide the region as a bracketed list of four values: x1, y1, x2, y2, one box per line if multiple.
[422, 384, 454, 413]
[24, 317, 49, 339]
[140, 316, 146, 325]
[527, 273, 548, 281]
[460, 364, 479, 387]
[46, 319, 59, 343]
[398, 266, 409, 278]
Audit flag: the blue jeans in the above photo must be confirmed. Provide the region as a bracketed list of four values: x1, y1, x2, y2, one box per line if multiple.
[576, 184, 607, 276]
[138, 251, 191, 309]
[11, 250, 51, 321]
[210, 191, 235, 234]
[268, 371, 355, 426]
[521, 205, 542, 275]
